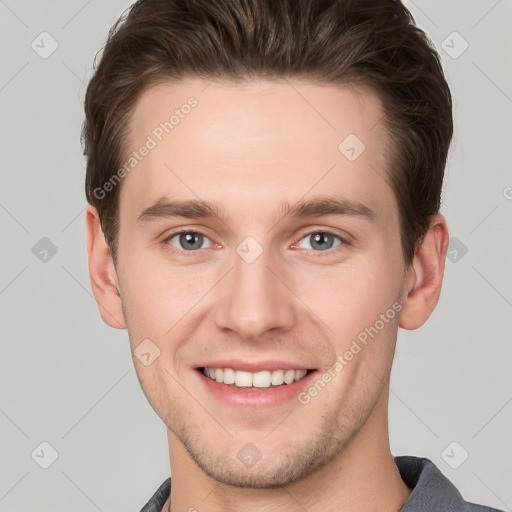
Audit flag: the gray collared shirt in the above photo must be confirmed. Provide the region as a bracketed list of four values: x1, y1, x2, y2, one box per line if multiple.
[139, 456, 504, 512]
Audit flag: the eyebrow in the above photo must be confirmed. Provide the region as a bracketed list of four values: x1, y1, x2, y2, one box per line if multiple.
[137, 196, 374, 224]
[137, 199, 223, 223]
[280, 197, 374, 220]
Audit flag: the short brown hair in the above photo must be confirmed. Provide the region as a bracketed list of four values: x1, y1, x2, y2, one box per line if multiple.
[83, 0, 452, 265]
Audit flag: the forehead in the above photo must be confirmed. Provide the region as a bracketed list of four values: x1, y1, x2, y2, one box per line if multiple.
[120, 78, 394, 223]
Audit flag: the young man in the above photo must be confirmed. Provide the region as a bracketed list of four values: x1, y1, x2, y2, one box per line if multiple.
[83, 1, 503, 511]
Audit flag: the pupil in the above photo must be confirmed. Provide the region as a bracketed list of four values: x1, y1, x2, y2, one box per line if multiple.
[180, 232, 203, 250]
[311, 232, 333, 250]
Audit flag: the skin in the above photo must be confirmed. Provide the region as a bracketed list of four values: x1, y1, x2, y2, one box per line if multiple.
[86, 78, 449, 512]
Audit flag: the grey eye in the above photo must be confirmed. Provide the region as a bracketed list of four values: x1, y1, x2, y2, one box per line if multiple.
[168, 232, 211, 251]
[298, 232, 342, 251]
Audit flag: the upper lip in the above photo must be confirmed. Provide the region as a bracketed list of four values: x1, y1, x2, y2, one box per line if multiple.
[196, 360, 314, 372]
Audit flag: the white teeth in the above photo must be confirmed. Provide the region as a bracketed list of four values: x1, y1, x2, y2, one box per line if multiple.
[283, 369, 295, 384]
[223, 367, 236, 384]
[235, 370, 253, 387]
[271, 370, 284, 386]
[253, 371, 271, 388]
[202, 367, 309, 388]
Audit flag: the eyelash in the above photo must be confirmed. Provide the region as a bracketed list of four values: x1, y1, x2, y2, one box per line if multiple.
[293, 230, 349, 257]
[161, 229, 349, 257]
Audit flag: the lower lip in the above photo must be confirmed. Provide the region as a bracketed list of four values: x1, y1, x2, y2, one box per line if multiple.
[195, 369, 318, 409]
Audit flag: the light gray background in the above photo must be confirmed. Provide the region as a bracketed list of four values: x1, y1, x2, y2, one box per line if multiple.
[1, 1, 511, 510]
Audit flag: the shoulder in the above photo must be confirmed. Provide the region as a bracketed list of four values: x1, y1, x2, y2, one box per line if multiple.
[139, 477, 171, 512]
[395, 456, 504, 512]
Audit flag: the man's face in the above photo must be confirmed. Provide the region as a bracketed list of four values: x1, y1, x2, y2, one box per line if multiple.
[115, 78, 409, 487]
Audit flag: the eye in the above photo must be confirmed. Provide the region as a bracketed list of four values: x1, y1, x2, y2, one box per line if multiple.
[296, 231, 344, 252]
[166, 231, 213, 251]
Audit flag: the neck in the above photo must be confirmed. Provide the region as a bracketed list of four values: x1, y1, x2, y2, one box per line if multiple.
[165, 394, 411, 512]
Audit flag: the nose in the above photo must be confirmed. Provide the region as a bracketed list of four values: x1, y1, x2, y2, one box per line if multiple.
[213, 245, 296, 342]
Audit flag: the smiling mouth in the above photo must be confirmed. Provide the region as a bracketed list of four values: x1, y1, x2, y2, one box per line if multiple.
[197, 367, 316, 389]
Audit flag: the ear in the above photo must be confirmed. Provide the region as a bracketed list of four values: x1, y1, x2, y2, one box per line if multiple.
[85, 205, 126, 329]
[399, 214, 449, 330]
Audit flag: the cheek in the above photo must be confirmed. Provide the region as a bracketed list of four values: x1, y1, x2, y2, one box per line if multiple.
[118, 250, 217, 336]
[289, 252, 403, 348]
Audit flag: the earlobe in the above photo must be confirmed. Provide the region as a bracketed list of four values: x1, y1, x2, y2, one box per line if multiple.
[399, 214, 449, 330]
[85, 205, 126, 329]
